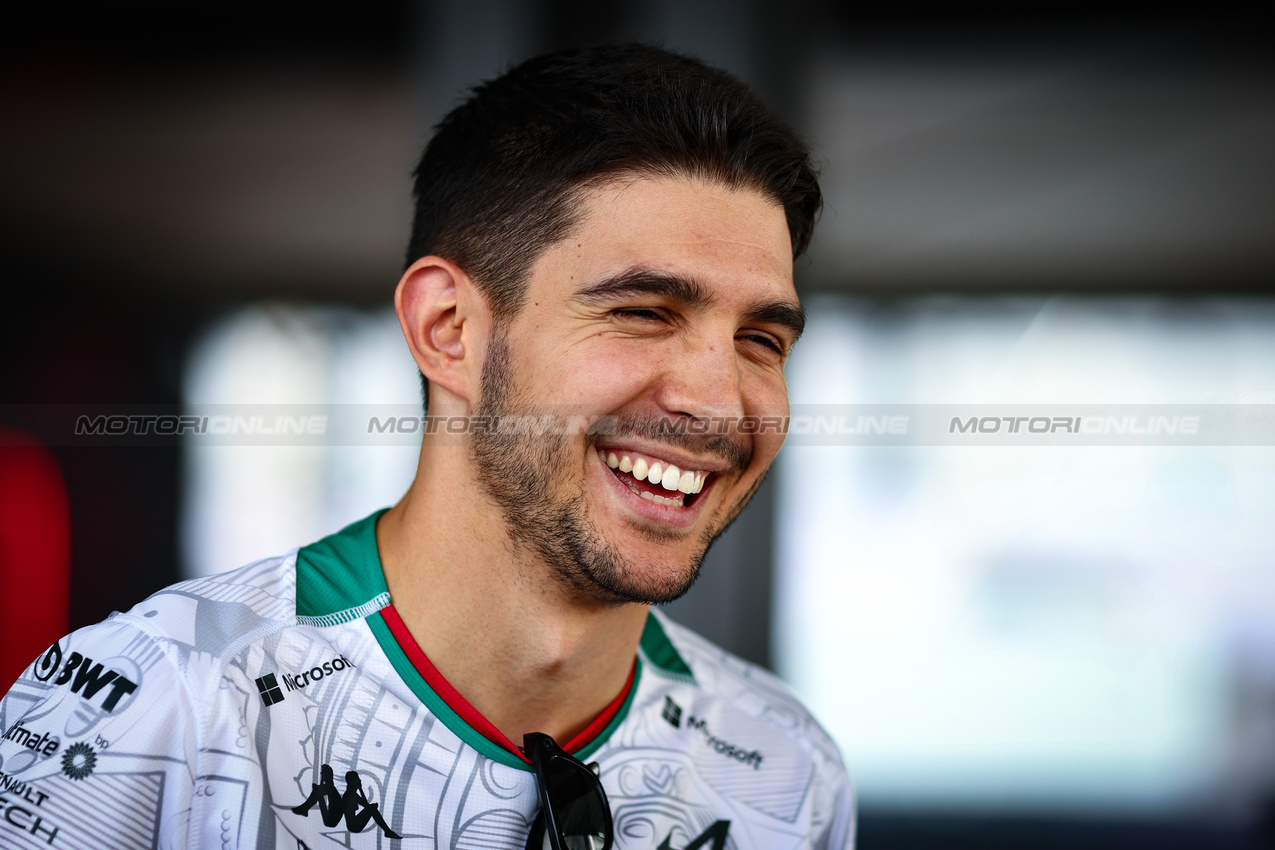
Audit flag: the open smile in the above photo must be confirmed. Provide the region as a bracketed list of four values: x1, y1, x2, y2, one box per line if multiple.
[595, 448, 715, 509]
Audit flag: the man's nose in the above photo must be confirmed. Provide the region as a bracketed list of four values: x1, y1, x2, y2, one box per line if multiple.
[652, 340, 746, 426]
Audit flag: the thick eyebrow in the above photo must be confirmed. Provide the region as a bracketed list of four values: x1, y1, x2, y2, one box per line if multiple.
[574, 265, 805, 343]
[746, 300, 806, 344]
[573, 268, 711, 309]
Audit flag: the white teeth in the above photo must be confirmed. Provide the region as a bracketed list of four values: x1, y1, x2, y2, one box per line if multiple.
[640, 490, 685, 507]
[604, 449, 710, 498]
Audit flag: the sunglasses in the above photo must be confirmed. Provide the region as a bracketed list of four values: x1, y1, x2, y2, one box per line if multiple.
[524, 732, 615, 850]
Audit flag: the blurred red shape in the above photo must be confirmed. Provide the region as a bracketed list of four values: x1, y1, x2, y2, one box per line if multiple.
[0, 427, 70, 695]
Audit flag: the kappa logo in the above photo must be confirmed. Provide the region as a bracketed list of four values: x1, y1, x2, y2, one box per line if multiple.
[290, 764, 401, 839]
[658, 820, 730, 850]
[33, 643, 138, 713]
[255, 655, 355, 707]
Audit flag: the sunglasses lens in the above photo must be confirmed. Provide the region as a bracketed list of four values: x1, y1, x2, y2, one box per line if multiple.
[545, 755, 608, 849]
[525, 733, 613, 850]
[562, 836, 606, 850]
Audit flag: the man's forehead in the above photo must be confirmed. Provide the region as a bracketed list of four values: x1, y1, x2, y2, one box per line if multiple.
[542, 174, 795, 288]
[580, 172, 789, 234]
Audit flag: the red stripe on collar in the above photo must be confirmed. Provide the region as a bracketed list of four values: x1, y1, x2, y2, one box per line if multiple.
[380, 603, 634, 762]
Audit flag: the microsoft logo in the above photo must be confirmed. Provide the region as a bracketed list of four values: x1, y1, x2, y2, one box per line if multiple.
[255, 674, 285, 707]
[662, 696, 682, 728]
[252, 655, 355, 708]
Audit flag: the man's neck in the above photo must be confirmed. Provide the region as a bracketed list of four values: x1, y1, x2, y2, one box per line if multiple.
[375, 459, 648, 746]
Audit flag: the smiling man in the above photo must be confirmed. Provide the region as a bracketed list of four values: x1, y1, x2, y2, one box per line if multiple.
[0, 45, 853, 849]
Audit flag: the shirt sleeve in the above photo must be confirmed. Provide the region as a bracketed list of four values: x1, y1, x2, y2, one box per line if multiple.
[816, 771, 857, 850]
[0, 616, 199, 850]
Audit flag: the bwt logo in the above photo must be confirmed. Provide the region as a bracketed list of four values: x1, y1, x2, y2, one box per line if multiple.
[32, 643, 137, 713]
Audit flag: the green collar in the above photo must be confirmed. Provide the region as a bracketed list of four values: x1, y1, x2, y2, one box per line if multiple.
[294, 510, 696, 768]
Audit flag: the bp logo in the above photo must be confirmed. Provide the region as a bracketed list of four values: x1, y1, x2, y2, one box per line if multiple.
[61, 742, 97, 780]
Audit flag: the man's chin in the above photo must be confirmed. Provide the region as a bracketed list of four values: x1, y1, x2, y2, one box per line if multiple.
[565, 547, 706, 606]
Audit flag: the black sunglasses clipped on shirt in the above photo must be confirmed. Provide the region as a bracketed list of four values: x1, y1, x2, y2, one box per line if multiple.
[523, 732, 614, 850]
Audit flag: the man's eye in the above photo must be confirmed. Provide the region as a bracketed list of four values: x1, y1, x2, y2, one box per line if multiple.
[741, 333, 785, 355]
[614, 308, 664, 322]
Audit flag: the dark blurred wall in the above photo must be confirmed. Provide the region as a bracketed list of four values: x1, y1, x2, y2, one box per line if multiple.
[0, 266, 187, 631]
[2, 6, 1272, 847]
[0, 3, 420, 630]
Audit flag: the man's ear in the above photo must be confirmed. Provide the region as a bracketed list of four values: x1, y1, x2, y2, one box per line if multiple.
[394, 257, 488, 403]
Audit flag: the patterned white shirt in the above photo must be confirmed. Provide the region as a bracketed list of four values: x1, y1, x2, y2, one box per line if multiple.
[0, 511, 854, 849]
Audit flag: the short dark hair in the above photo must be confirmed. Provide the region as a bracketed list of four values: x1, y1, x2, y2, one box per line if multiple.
[406, 43, 821, 401]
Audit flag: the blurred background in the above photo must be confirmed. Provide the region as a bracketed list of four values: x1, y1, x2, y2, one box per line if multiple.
[2, 2, 1273, 847]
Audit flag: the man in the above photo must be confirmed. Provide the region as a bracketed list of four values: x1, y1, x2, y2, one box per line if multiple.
[0, 44, 853, 849]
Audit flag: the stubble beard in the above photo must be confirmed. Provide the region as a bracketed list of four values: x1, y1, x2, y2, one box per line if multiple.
[470, 329, 744, 606]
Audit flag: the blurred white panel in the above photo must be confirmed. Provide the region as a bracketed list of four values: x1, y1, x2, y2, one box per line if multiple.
[323, 311, 422, 538]
[181, 305, 420, 578]
[775, 297, 1275, 815]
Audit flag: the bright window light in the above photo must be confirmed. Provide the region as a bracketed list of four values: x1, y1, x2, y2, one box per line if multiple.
[775, 297, 1275, 817]
[181, 305, 421, 578]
